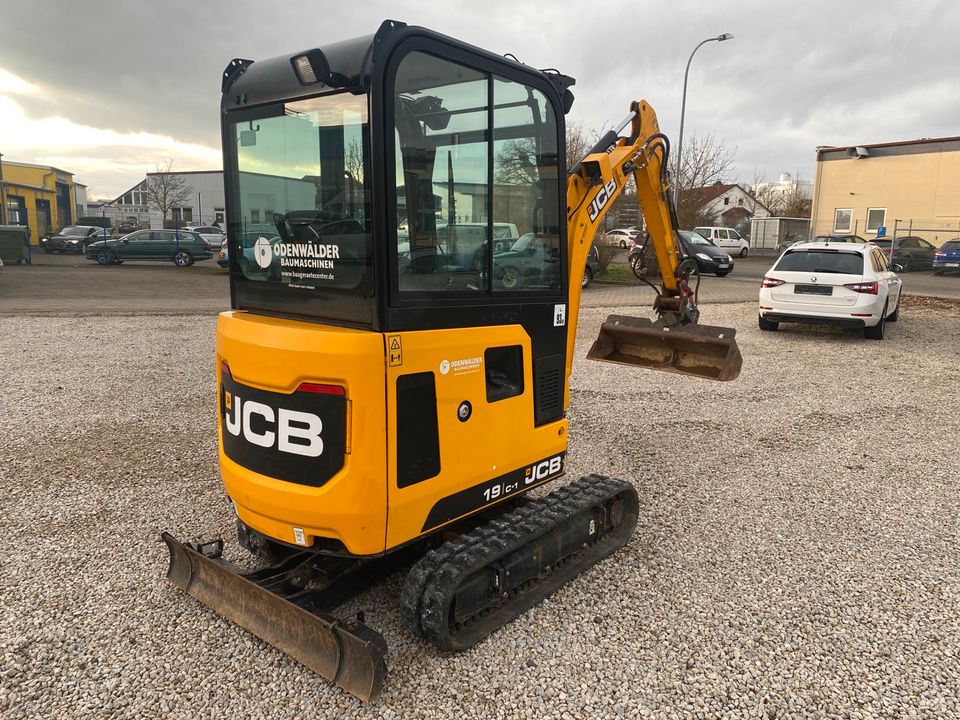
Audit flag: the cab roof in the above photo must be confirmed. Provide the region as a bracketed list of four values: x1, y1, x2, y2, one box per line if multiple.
[220, 20, 575, 113]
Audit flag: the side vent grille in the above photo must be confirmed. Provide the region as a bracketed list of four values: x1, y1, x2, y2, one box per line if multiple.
[533, 355, 564, 425]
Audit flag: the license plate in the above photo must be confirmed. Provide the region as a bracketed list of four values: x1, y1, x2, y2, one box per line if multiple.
[794, 284, 832, 296]
[945, 263, 959, 267]
[717, 264, 729, 269]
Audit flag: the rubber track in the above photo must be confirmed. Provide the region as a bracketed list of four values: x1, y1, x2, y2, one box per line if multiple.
[400, 474, 638, 651]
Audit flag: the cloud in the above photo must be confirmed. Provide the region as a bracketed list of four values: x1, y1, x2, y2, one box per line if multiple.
[0, 71, 220, 198]
[2, 0, 960, 196]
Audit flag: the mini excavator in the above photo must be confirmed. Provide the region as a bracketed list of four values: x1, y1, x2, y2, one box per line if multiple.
[162, 20, 742, 701]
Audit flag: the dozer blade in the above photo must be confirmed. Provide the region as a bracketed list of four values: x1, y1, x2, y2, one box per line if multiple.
[587, 314, 742, 381]
[161, 532, 387, 702]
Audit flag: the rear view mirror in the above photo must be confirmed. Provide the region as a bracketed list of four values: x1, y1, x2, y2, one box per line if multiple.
[891, 263, 904, 273]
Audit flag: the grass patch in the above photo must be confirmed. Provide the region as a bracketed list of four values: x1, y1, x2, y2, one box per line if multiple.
[595, 265, 637, 283]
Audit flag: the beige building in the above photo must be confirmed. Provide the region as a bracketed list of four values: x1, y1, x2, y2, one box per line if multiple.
[811, 136, 960, 245]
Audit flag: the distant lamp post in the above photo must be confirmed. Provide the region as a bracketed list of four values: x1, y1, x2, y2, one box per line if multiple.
[0, 151, 6, 225]
[674, 33, 734, 206]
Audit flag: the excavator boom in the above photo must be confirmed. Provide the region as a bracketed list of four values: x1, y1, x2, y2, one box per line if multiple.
[566, 101, 742, 382]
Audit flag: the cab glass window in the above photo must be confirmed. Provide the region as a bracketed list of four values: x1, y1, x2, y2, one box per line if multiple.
[392, 51, 562, 296]
[492, 77, 561, 292]
[394, 53, 489, 293]
[231, 92, 372, 294]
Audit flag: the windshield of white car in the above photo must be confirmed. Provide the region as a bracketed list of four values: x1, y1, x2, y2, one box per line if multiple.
[776, 250, 864, 274]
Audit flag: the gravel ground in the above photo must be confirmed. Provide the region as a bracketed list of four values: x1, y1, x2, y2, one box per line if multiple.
[1, 300, 958, 719]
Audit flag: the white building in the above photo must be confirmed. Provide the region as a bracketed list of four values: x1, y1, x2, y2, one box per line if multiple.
[113, 170, 226, 228]
[687, 182, 771, 229]
[752, 172, 814, 202]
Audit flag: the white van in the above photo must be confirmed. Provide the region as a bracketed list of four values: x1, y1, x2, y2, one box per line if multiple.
[693, 226, 750, 257]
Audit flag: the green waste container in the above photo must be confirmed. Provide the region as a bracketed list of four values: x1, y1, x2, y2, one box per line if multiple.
[0, 226, 29, 264]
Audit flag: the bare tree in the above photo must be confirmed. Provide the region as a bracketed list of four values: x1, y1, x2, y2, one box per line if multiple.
[494, 138, 539, 186]
[676, 133, 736, 191]
[143, 160, 193, 221]
[565, 121, 595, 170]
[673, 133, 736, 229]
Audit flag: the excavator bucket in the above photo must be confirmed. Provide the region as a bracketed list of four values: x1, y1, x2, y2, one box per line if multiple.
[587, 314, 742, 381]
[161, 533, 387, 702]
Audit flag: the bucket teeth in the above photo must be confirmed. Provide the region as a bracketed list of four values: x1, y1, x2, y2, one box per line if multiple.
[587, 314, 742, 381]
[161, 532, 387, 702]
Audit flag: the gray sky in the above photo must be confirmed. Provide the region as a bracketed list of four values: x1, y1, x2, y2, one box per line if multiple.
[2, 0, 958, 199]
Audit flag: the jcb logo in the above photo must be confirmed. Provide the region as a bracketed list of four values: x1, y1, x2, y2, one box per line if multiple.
[524, 455, 563, 485]
[224, 396, 324, 457]
[587, 179, 617, 222]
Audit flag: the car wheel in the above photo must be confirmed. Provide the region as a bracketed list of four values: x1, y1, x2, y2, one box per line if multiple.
[758, 315, 779, 331]
[97, 250, 117, 265]
[173, 250, 193, 267]
[887, 298, 900, 322]
[499, 266, 521, 290]
[864, 304, 887, 340]
[715, 271, 730, 277]
[630, 256, 647, 279]
[582, 267, 593, 289]
[739, 247, 748, 258]
[619, 239, 627, 248]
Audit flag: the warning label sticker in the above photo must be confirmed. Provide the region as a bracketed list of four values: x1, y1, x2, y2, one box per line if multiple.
[388, 335, 402, 367]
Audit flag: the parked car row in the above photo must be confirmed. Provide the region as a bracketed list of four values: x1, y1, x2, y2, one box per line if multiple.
[85, 229, 213, 266]
[40, 225, 112, 253]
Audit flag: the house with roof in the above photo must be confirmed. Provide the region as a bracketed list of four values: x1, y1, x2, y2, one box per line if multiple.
[684, 182, 771, 230]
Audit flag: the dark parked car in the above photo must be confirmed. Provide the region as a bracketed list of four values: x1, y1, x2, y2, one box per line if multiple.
[42, 225, 111, 253]
[933, 239, 960, 275]
[873, 236, 936, 272]
[493, 233, 562, 289]
[582, 243, 600, 288]
[678, 230, 734, 276]
[627, 230, 734, 277]
[119, 218, 140, 233]
[85, 229, 212, 266]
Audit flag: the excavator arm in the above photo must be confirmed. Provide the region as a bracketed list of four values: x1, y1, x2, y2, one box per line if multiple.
[565, 100, 742, 383]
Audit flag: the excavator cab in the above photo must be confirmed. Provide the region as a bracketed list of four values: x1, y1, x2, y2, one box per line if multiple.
[164, 20, 738, 702]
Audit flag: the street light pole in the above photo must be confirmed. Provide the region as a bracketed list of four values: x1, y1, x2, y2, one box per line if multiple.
[0, 152, 6, 225]
[674, 33, 734, 207]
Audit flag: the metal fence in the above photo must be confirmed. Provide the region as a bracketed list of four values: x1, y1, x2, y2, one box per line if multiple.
[888, 220, 960, 274]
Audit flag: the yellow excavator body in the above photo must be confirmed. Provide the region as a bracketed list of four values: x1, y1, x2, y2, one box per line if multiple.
[163, 19, 740, 703]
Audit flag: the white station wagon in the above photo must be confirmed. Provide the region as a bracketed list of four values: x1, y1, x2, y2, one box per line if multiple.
[758, 242, 903, 340]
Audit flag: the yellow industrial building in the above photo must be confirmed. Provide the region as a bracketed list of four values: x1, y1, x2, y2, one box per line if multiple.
[0, 160, 81, 245]
[811, 136, 960, 244]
